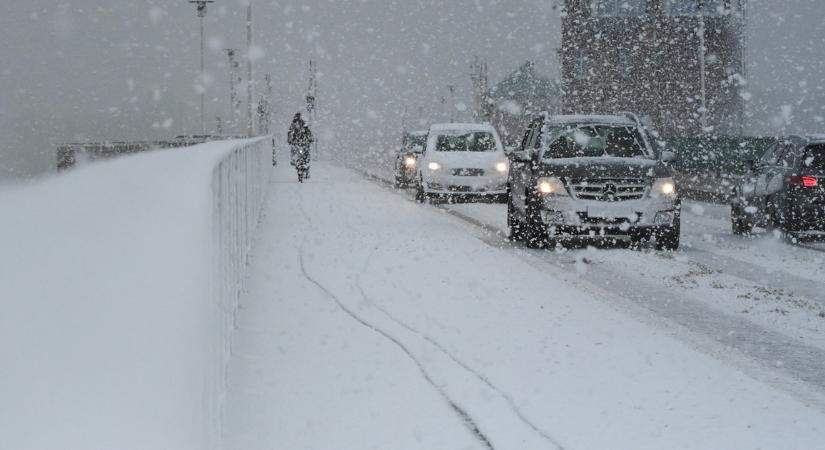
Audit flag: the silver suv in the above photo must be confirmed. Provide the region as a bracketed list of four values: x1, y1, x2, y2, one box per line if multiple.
[507, 114, 681, 250]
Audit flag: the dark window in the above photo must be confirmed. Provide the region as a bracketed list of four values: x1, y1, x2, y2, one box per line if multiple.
[780, 143, 798, 168]
[520, 121, 538, 151]
[801, 144, 825, 173]
[759, 141, 784, 165]
[435, 132, 496, 152]
[545, 125, 647, 159]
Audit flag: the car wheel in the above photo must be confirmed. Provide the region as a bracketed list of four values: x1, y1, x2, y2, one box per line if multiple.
[731, 205, 754, 236]
[654, 223, 680, 251]
[523, 195, 547, 249]
[415, 177, 427, 203]
[629, 232, 646, 250]
[507, 192, 524, 242]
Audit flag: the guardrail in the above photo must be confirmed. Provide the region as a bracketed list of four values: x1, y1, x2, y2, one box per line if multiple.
[208, 137, 271, 443]
[1, 136, 272, 450]
[56, 136, 250, 172]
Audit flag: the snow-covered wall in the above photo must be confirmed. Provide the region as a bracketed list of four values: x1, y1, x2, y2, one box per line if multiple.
[0, 137, 271, 450]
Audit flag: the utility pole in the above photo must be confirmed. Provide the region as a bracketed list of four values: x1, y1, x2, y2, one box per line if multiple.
[306, 60, 318, 158]
[447, 84, 455, 123]
[225, 48, 241, 133]
[697, 5, 708, 133]
[470, 56, 489, 121]
[189, 1, 214, 135]
[246, 2, 254, 137]
[258, 74, 272, 135]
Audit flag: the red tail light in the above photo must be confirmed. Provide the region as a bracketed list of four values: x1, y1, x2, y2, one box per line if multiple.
[788, 176, 819, 188]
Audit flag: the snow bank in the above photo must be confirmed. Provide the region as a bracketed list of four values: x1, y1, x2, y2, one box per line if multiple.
[0, 137, 271, 450]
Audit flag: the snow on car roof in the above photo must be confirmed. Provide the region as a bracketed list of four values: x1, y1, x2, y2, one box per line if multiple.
[429, 123, 496, 133]
[408, 130, 429, 136]
[807, 134, 825, 143]
[548, 114, 636, 126]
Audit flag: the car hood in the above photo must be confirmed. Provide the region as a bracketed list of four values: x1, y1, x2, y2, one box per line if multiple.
[536, 157, 673, 179]
[424, 151, 507, 168]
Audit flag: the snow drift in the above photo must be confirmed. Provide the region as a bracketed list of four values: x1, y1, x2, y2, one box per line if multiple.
[0, 137, 271, 450]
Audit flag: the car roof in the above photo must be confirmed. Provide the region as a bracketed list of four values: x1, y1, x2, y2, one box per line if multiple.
[429, 123, 495, 133]
[806, 134, 825, 144]
[406, 130, 428, 137]
[546, 114, 636, 126]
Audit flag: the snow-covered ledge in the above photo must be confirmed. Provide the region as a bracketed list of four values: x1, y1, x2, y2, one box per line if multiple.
[0, 137, 271, 450]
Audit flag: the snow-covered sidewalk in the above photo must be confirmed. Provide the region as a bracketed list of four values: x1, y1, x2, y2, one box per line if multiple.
[223, 162, 825, 450]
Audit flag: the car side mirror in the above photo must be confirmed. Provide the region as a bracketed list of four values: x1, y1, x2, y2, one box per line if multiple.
[504, 145, 517, 156]
[661, 151, 676, 163]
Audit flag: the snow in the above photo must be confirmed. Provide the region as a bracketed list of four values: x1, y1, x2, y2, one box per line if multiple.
[0, 137, 271, 450]
[548, 114, 636, 125]
[224, 161, 825, 450]
[429, 122, 498, 133]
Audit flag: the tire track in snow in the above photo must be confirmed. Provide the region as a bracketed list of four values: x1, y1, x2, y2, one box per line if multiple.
[355, 244, 566, 450]
[345, 162, 825, 410]
[294, 189, 496, 450]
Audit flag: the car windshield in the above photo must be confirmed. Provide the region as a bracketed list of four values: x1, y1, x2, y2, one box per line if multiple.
[435, 132, 496, 152]
[801, 144, 825, 173]
[544, 125, 648, 159]
[403, 135, 427, 152]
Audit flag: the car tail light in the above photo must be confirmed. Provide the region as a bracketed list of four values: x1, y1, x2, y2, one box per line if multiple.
[788, 176, 818, 188]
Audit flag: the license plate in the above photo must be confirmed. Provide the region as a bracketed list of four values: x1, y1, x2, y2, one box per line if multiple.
[587, 205, 633, 218]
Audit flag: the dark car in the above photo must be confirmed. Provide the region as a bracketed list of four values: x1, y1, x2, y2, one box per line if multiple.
[731, 135, 825, 237]
[507, 114, 681, 250]
[394, 130, 428, 188]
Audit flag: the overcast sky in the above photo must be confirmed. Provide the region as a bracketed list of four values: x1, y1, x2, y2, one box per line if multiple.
[1, 0, 824, 179]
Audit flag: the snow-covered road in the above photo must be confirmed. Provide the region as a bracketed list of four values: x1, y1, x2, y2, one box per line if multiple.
[223, 162, 825, 450]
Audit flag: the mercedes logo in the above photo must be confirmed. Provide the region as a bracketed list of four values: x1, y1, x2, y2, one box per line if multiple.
[602, 183, 617, 201]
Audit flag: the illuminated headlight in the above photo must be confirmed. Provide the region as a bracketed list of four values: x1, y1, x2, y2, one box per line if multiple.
[428, 162, 441, 171]
[652, 178, 677, 196]
[537, 177, 567, 196]
[495, 161, 509, 173]
[404, 156, 416, 168]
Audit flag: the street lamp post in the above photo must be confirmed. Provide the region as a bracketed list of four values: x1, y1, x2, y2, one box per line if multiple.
[697, 5, 708, 133]
[189, 1, 214, 135]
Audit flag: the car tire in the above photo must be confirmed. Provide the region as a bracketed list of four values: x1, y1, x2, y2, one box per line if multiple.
[629, 232, 646, 250]
[654, 223, 680, 251]
[415, 177, 428, 203]
[523, 194, 547, 249]
[731, 205, 754, 235]
[507, 192, 524, 242]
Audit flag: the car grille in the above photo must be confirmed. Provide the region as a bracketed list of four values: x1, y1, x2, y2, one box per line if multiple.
[568, 178, 648, 202]
[452, 168, 485, 176]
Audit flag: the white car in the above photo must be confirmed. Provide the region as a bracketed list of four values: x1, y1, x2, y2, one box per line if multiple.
[415, 123, 509, 202]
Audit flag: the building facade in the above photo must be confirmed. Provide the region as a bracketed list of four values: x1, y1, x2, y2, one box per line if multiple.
[561, 0, 746, 137]
[486, 61, 562, 146]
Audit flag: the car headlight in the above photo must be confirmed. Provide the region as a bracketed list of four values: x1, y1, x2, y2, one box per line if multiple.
[652, 177, 677, 196]
[404, 156, 416, 168]
[495, 161, 508, 173]
[537, 177, 567, 196]
[428, 162, 441, 171]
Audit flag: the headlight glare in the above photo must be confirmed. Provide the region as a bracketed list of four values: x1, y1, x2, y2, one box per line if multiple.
[653, 178, 677, 196]
[537, 177, 566, 196]
[495, 162, 508, 173]
[404, 156, 416, 167]
[428, 162, 441, 171]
